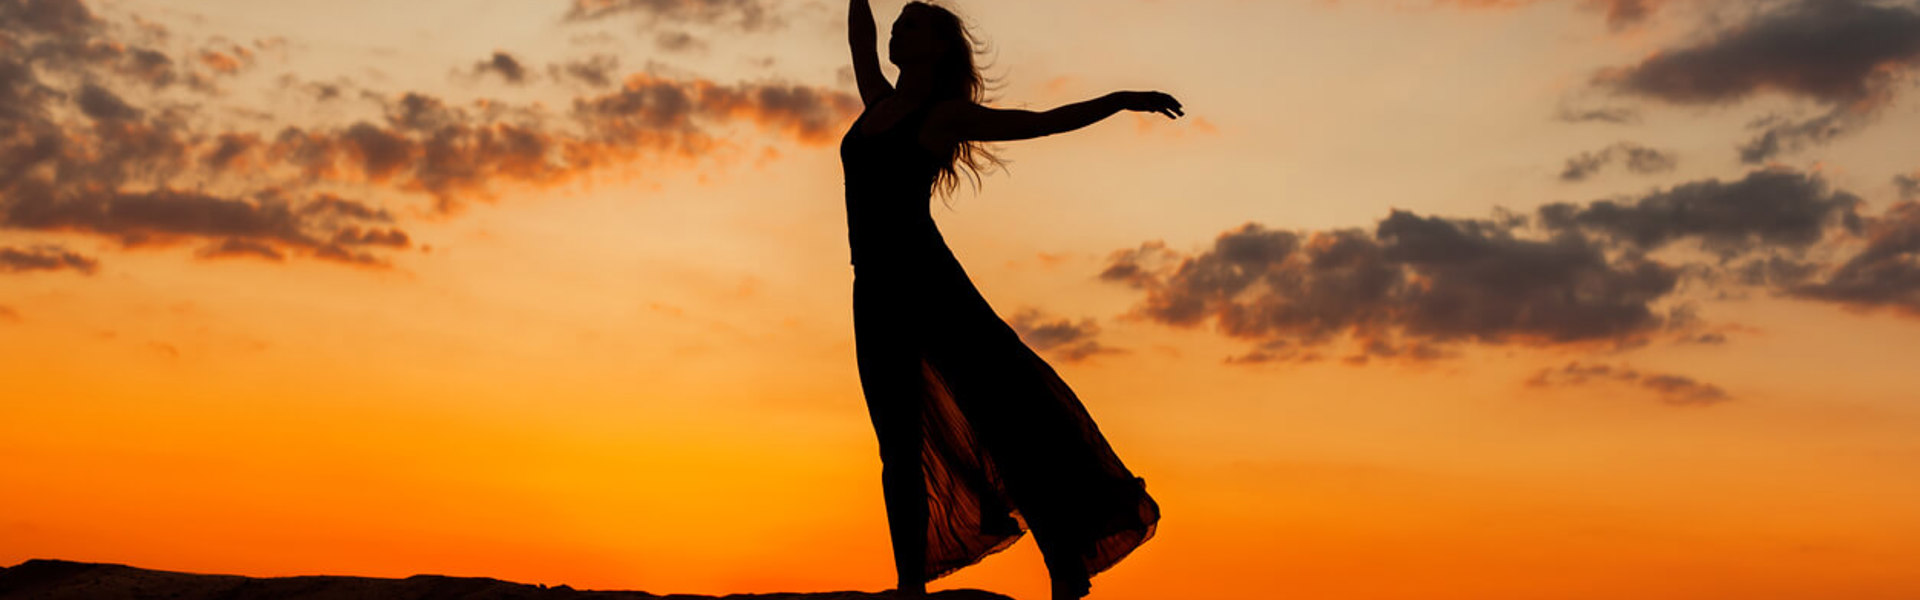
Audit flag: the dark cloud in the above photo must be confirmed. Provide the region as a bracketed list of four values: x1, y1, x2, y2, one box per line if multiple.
[197, 238, 285, 262]
[1219, 339, 1317, 365]
[1677, 332, 1729, 345]
[1525, 362, 1732, 406]
[655, 30, 708, 53]
[548, 54, 620, 87]
[1597, 0, 1920, 160]
[312, 242, 388, 267]
[299, 194, 393, 222]
[1615, 145, 1676, 174]
[9, 81, 843, 258]
[382, 92, 459, 132]
[308, 81, 344, 101]
[339, 122, 415, 181]
[1555, 106, 1641, 124]
[201, 132, 259, 170]
[1601, 0, 1920, 105]
[1737, 107, 1865, 164]
[1379, 211, 1681, 344]
[0, 0, 96, 37]
[330, 226, 410, 247]
[472, 51, 529, 85]
[74, 82, 140, 121]
[1894, 172, 1918, 201]
[1736, 256, 1821, 289]
[1103, 215, 1680, 364]
[410, 120, 570, 211]
[0, 56, 53, 119]
[1008, 308, 1121, 363]
[573, 74, 862, 145]
[1539, 169, 1862, 257]
[0, 244, 97, 274]
[1640, 373, 1731, 406]
[1105, 169, 1882, 363]
[1438, 0, 1666, 31]
[562, 0, 780, 30]
[117, 47, 180, 88]
[0, 85, 407, 272]
[1588, 0, 1661, 30]
[1790, 201, 1920, 315]
[2, 0, 855, 270]
[229, 77, 856, 214]
[3, 186, 309, 246]
[1, 0, 213, 91]
[1559, 142, 1676, 182]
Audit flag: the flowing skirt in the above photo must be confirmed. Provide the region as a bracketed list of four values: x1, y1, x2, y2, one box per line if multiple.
[852, 233, 1159, 584]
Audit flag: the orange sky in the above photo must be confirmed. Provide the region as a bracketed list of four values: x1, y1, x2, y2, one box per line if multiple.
[5, 1, 1920, 599]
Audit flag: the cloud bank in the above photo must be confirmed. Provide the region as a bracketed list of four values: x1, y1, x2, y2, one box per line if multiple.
[1102, 169, 1881, 366]
[0, 0, 857, 271]
[1597, 0, 1920, 162]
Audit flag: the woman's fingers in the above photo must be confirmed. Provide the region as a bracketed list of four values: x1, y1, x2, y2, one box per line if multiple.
[1127, 91, 1184, 118]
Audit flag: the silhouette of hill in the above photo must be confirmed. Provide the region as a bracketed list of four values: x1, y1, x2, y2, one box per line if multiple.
[0, 560, 1016, 600]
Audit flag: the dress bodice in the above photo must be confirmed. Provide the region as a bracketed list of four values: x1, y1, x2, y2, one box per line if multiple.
[840, 98, 946, 270]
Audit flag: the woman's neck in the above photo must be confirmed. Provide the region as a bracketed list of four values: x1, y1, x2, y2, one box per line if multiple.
[894, 65, 935, 100]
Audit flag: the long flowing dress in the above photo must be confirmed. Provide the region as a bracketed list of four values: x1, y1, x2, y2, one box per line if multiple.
[839, 95, 1159, 589]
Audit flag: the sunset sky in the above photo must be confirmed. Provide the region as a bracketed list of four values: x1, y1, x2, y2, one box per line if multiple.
[5, 0, 1920, 598]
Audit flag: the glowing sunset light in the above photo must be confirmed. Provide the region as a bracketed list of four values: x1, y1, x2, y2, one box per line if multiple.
[4, 0, 1920, 599]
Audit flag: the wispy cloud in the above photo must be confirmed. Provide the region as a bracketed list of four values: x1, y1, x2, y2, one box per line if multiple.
[1430, 0, 1671, 30]
[1559, 142, 1676, 182]
[1526, 362, 1732, 407]
[1790, 201, 1920, 316]
[1008, 308, 1123, 363]
[0, 245, 98, 275]
[1555, 106, 1641, 125]
[561, 0, 784, 31]
[469, 51, 530, 85]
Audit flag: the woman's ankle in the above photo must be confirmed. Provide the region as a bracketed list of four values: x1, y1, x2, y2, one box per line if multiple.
[1050, 578, 1090, 600]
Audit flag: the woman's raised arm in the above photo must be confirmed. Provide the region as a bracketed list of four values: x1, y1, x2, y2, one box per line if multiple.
[931, 91, 1183, 143]
[849, 0, 893, 105]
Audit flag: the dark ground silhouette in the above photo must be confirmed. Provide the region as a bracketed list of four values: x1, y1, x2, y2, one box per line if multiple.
[0, 560, 1016, 600]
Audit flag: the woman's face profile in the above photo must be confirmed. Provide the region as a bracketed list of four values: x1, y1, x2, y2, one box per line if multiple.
[888, 6, 939, 66]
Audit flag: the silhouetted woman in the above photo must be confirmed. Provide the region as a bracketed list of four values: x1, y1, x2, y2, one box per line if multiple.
[840, 2, 1180, 599]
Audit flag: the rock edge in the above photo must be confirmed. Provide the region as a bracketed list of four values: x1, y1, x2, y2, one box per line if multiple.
[0, 559, 1015, 600]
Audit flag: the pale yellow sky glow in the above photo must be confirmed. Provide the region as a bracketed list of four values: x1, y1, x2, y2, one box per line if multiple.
[5, 1, 1920, 599]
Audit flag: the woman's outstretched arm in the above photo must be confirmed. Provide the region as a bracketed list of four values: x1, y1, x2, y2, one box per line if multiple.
[931, 91, 1184, 143]
[849, 0, 892, 105]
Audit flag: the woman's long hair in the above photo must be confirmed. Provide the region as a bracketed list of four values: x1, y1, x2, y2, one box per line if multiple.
[911, 1, 1003, 200]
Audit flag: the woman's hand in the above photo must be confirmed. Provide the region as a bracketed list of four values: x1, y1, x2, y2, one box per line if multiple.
[849, 0, 892, 105]
[1113, 91, 1184, 119]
